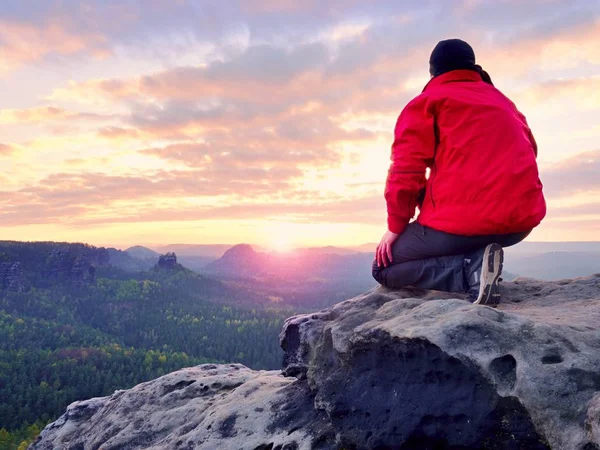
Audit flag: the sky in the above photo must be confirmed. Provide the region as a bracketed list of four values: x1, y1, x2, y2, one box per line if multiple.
[1, 0, 599, 250]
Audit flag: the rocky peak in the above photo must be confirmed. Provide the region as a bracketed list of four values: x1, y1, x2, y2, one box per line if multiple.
[31, 276, 600, 449]
[221, 244, 257, 260]
[204, 244, 266, 279]
[157, 252, 178, 270]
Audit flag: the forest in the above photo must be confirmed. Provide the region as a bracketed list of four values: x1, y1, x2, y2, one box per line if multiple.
[0, 241, 294, 449]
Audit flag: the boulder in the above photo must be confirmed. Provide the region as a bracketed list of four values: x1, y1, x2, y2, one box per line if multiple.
[31, 276, 600, 449]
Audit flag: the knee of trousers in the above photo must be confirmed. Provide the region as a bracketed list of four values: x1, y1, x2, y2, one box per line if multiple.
[372, 260, 384, 285]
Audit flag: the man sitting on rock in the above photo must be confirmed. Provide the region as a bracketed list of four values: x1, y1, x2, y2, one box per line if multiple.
[372, 39, 546, 306]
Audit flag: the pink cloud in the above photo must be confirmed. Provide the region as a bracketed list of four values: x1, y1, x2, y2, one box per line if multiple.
[541, 150, 600, 197]
[479, 18, 600, 78]
[97, 126, 140, 139]
[0, 105, 115, 124]
[0, 20, 109, 72]
[1, 145, 599, 230]
[512, 76, 600, 106]
[0, 143, 14, 155]
[0, 166, 307, 227]
[241, 0, 326, 13]
[0, 177, 386, 227]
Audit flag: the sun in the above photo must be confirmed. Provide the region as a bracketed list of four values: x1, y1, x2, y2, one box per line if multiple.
[271, 236, 294, 253]
[262, 221, 299, 253]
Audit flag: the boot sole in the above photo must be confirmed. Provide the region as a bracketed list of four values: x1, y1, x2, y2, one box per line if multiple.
[473, 243, 503, 307]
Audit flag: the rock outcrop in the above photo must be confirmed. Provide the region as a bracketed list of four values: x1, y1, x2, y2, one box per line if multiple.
[47, 246, 107, 283]
[71, 254, 96, 285]
[0, 261, 26, 292]
[31, 364, 336, 449]
[31, 276, 600, 450]
[157, 252, 178, 270]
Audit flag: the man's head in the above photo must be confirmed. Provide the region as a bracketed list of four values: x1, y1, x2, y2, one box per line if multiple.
[429, 39, 477, 78]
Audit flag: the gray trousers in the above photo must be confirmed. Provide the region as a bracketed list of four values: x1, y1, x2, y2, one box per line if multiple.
[372, 222, 530, 292]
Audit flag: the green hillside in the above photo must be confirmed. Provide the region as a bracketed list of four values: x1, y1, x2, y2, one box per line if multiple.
[0, 241, 290, 449]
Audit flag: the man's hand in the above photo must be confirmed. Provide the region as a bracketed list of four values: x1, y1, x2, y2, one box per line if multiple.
[376, 230, 399, 268]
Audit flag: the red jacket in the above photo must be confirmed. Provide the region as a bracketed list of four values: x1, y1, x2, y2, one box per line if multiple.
[385, 70, 546, 236]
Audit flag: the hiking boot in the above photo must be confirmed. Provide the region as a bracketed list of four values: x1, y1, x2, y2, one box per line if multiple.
[465, 243, 504, 307]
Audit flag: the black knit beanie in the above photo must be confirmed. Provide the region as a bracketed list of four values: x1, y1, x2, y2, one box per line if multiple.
[429, 38, 493, 85]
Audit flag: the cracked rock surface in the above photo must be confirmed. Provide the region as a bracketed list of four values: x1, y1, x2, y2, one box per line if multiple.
[32, 276, 600, 449]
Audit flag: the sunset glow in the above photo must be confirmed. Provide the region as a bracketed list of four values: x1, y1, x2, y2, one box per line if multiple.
[270, 238, 294, 254]
[1, 1, 600, 248]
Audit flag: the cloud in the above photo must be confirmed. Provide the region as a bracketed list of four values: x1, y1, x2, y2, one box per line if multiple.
[0, 143, 14, 155]
[0, 106, 114, 124]
[478, 17, 600, 80]
[548, 202, 600, 218]
[0, 1, 207, 71]
[97, 126, 140, 140]
[2, 0, 600, 243]
[83, 193, 387, 227]
[208, 43, 330, 84]
[459, 0, 597, 41]
[45, 35, 419, 144]
[143, 140, 336, 170]
[50, 43, 335, 107]
[45, 2, 600, 122]
[513, 77, 600, 109]
[541, 150, 600, 197]
[0, 0, 343, 71]
[1, 0, 597, 75]
[0, 175, 386, 227]
[0, 19, 109, 72]
[0, 166, 308, 226]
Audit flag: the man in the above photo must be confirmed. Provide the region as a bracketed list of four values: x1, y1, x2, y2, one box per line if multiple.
[372, 39, 546, 306]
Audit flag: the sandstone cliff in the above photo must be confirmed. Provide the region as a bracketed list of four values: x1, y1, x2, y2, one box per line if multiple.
[31, 276, 600, 449]
[157, 252, 179, 270]
[0, 261, 26, 291]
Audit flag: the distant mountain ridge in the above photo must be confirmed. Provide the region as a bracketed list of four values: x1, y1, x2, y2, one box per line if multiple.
[505, 241, 600, 255]
[125, 245, 160, 260]
[127, 241, 600, 257]
[153, 244, 236, 258]
[505, 251, 600, 281]
[123, 241, 600, 281]
[202, 244, 377, 308]
[204, 243, 374, 280]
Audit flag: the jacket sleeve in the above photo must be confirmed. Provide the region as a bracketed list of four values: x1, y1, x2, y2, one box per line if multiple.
[385, 95, 436, 235]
